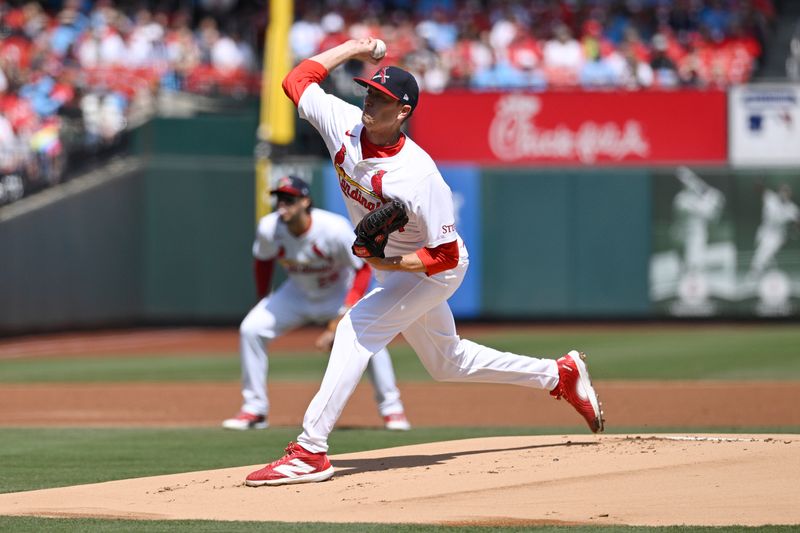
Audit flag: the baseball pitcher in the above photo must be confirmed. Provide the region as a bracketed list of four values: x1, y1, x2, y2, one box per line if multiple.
[223, 175, 410, 432]
[245, 38, 603, 487]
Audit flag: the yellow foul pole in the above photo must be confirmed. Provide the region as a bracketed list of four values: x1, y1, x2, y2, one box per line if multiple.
[256, 0, 295, 221]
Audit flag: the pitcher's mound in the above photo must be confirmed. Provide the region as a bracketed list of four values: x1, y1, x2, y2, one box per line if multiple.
[0, 434, 797, 526]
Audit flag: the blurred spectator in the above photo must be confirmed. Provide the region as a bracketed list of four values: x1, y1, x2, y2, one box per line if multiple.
[543, 23, 582, 87]
[650, 33, 680, 88]
[75, 19, 127, 68]
[210, 29, 245, 72]
[614, 43, 654, 90]
[471, 54, 525, 90]
[163, 11, 201, 90]
[348, 11, 381, 42]
[508, 25, 543, 73]
[604, 2, 633, 45]
[0, 112, 19, 177]
[788, 20, 800, 81]
[81, 90, 126, 146]
[126, 8, 165, 68]
[0, 0, 784, 208]
[0, 0, 265, 206]
[318, 11, 348, 52]
[0, 63, 8, 93]
[620, 26, 651, 64]
[678, 36, 711, 87]
[404, 44, 449, 93]
[579, 45, 616, 89]
[667, 0, 701, 39]
[445, 21, 491, 87]
[698, 0, 732, 40]
[472, 47, 546, 91]
[580, 19, 612, 65]
[416, 6, 457, 53]
[381, 11, 419, 65]
[50, 5, 88, 58]
[288, 8, 323, 61]
[488, 12, 518, 61]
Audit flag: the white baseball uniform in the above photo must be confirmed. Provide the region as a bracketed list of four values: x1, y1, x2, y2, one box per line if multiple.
[750, 189, 800, 275]
[238, 207, 406, 419]
[292, 77, 559, 453]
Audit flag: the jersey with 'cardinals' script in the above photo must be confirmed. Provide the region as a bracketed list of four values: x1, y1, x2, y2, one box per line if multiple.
[254, 208, 364, 301]
[297, 83, 461, 258]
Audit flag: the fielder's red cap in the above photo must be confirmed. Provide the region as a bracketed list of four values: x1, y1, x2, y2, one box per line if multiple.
[354, 66, 419, 110]
[270, 175, 310, 197]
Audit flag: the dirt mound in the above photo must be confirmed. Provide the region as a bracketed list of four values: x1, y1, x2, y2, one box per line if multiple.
[0, 434, 797, 526]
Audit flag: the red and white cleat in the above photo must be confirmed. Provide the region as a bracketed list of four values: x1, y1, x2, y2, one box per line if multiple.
[245, 442, 335, 486]
[221, 411, 268, 431]
[383, 412, 411, 431]
[550, 350, 605, 433]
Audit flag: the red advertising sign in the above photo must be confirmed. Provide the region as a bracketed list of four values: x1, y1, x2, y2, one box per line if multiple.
[409, 91, 727, 165]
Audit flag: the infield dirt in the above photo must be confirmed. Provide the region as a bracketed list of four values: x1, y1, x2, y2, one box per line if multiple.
[1, 326, 799, 429]
[0, 328, 798, 526]
[0, 434, 797, 526]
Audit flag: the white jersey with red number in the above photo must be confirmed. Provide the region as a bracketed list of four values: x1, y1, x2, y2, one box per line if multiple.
[253, 208, 363, 301]
[297, 83, 460, 257]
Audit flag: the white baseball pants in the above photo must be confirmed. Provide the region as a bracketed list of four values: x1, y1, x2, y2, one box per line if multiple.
[238, 279, 405, 418]
[298, 244, 559, 452]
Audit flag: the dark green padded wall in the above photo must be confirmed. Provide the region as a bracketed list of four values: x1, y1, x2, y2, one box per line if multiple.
[0, 166, 144, 332]
[141, 156, 255, 320]
[481, 168, 651, 317]
[131, 112, 258, 157]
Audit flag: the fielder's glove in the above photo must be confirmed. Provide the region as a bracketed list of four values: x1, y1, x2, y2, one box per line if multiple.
[352, 200, 408, 258]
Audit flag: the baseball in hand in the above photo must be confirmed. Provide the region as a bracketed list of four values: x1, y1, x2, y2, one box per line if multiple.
[371, 39, 386, 60]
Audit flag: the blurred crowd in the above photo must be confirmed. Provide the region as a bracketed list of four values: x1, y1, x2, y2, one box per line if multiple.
[788, 18, 800, 81]
[292, 0, 775, 96]
[0, 0, 262, 205]
[0, 0, 784, 206]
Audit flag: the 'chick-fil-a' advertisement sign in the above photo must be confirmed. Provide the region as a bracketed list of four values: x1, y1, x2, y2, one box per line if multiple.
[411, 90, 727, 166]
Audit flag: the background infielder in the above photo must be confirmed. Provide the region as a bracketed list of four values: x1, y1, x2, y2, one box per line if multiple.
[245, 38, 603, 487]
[222, 175, 410, 432]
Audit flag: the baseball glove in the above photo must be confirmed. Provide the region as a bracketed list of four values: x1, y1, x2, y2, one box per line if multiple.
[352, 200, 408, 258]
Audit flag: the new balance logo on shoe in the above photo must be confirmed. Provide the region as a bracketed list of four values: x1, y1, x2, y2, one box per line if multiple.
[246, 442, 335, 486]
[273, 459, 317, 478]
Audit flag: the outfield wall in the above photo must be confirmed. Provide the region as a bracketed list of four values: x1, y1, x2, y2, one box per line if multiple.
[2, 87, 799, 333]
[0, 161, 145, 332]
[0, 150, 660, 333]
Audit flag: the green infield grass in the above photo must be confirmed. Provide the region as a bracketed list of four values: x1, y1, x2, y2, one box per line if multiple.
[0, 427, 557, 493]
[1, 324, 799, 382]
[1, 324, 798, 532]
[1, 426, 799, 532]
[2, 425, 798, 495]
